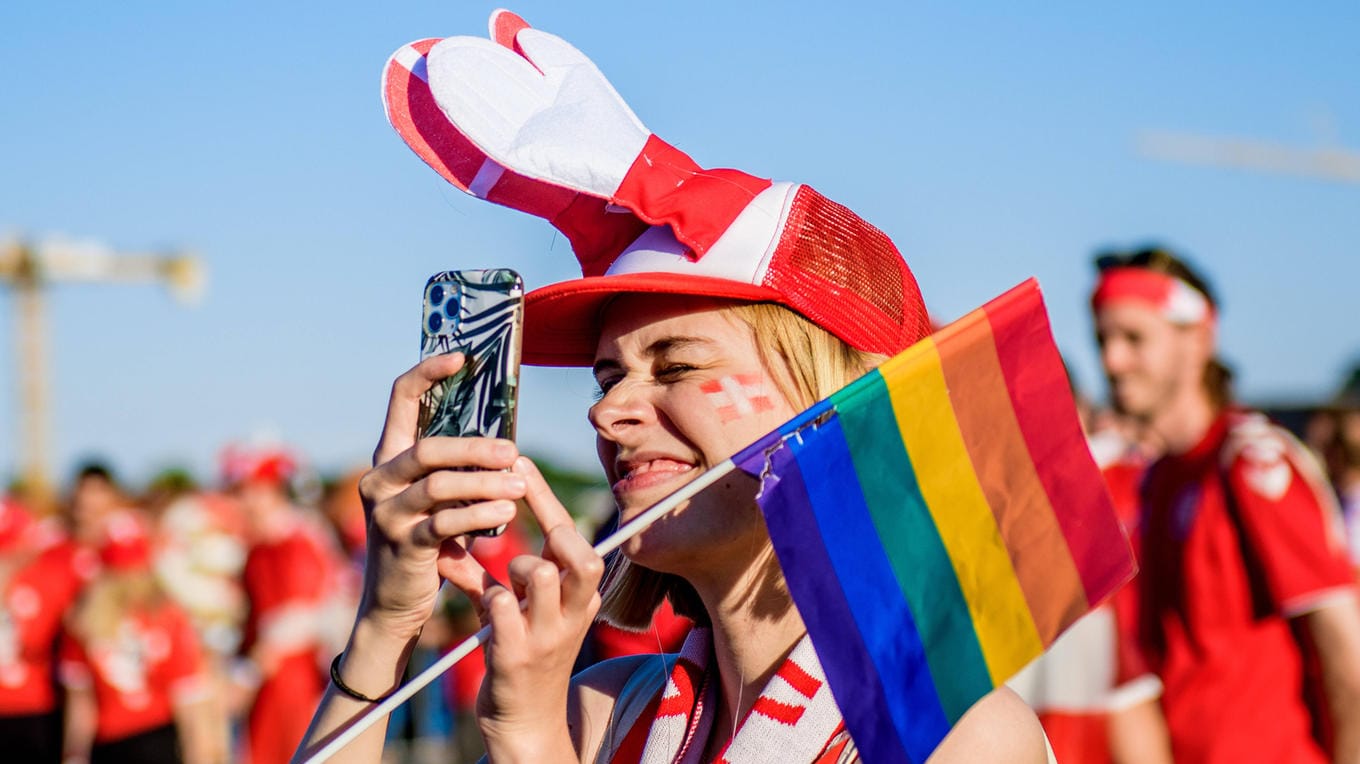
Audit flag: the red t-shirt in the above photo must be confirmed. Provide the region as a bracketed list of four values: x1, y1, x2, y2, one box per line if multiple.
[0, 540, 95, 716]
[1139, 410, 1354, 764]
[1104, 457, 1156, 690]
[241, 521, 333, 764]
[59, 603, 205, 743]
[241, 522, 332, 661]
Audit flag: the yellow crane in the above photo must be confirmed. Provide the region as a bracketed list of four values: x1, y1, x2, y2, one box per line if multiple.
[0, 236, 204, 507]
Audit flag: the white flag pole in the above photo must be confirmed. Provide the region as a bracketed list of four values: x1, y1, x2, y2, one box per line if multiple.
[300, 458, 739, 764]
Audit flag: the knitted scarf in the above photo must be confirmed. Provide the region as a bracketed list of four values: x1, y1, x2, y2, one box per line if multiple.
[605, 627, 856, 763]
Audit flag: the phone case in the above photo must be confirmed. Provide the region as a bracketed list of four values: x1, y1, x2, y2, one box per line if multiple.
[418, 268, 524, 442]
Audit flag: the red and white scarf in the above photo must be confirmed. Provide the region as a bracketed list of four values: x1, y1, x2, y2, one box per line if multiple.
[604, 628, 857, 764]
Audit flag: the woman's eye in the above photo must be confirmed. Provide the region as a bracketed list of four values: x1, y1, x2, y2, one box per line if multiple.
[655, 364, 696, 382]
[593, 377, 621, 400]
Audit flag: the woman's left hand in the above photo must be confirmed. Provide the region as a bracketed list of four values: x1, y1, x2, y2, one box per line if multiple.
[475, 456, 605, 761]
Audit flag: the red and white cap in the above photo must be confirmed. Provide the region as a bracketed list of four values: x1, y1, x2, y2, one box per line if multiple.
[99, 511, 153, 572]
[387, 10, 928, 367]
[220, 444, 297, 487]
[1090, 267, 1214, 326]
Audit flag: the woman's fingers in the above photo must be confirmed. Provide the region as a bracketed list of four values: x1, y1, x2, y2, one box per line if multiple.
[508, 556, 563, 631]
[435, 542, 496, 608]
[372, 353, 467, 466]
[415, 500, 519, 548]
[363, 438, 521, 510]
[509, 456, 604, 617]
[512, 457, 574, 535]
[483, 584, 527, 645]
[503, 530, 603, 631]
[543, 524, 605, 615]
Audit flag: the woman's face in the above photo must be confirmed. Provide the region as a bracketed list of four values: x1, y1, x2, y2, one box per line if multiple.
[589, 295, 800, 567]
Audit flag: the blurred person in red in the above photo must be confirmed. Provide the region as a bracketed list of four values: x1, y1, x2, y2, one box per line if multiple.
[321, 470, 367, 565]
[224, 446, 335, 764]
[1092, 246, 1360, 764]
[1009, 382, 1169, 764]
[0, 464, 123, 763]
[1307, 401, 1360, 572]
[149, 476, 248, 764]
[59, 510, 214, 764]
[0, 494, 72, 762]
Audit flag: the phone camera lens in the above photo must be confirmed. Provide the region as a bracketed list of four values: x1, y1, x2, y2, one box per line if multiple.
[427, 312, 444, 333]
[428, 285, 445, 306]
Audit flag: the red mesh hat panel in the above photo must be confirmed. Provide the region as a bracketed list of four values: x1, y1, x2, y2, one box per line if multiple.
[763, 186, 928, 355]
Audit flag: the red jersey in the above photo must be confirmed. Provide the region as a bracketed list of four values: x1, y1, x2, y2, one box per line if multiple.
[241, 519, 333, 764]
[59, 603, 206, 742]
[1139, 410, 1354, 764]
[0, 540, 96, 715]
[241, 520, 332, 660]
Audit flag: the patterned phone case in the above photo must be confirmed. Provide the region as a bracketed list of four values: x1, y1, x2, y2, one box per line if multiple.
[418, 268, 524, 443]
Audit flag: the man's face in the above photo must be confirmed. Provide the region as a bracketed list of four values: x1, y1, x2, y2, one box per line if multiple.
[1095, 302, 1206, 421]
[70, 474, 119, 543]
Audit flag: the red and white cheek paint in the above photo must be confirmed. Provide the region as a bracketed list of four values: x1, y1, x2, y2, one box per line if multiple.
[701, 374, 776, 422]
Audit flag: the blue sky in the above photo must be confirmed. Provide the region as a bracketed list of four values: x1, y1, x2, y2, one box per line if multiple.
[2, 1, 1358, 488]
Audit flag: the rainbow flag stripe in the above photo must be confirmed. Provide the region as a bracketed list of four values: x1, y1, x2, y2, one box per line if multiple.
[733, 279, 1133, 764]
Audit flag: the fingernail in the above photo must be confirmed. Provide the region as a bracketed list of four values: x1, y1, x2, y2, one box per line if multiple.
[495, 442, 516, 460]
[506, 475, 527, 493]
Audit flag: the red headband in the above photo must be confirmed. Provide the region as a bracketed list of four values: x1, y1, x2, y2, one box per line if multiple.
[1091, 267, 1213, 325]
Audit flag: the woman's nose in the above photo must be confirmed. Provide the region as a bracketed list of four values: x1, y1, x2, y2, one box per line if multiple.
[589, 380, 651, 437]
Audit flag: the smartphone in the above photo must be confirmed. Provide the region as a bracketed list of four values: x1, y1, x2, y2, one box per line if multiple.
[418, 268, 524, 535]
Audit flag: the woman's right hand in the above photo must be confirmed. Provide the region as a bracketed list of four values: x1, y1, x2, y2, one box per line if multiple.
[354, 353, 527, 639]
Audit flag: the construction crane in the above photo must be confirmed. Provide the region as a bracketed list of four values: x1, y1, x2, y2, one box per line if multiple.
[0, 236, 205, 507]
[1137, 129, 1360, 185]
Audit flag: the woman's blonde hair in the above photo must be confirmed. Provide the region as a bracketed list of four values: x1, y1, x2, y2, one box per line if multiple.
[69, 570, 167, 644]
[597, 302, 885, 630]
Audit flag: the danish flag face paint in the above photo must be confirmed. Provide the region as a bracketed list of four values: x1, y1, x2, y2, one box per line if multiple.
[700, 375, 776, 423]
[1091, 267, 1213, 325]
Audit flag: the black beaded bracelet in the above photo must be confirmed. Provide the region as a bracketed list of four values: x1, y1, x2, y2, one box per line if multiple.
[329, 652, 394, 704]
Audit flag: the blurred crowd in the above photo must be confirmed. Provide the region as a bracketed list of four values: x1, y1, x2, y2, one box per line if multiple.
[0, 444, 687, 764]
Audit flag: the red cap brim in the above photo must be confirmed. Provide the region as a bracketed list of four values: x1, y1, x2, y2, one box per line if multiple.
[523, 272, 784, 367]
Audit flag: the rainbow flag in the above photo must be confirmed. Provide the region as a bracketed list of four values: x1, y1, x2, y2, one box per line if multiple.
[732, 278, 1133, 764]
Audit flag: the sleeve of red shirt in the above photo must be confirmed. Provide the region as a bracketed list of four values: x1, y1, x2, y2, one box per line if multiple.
[1225, 426, 1354, 618]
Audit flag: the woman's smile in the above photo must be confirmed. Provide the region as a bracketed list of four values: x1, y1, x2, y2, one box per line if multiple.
[611, 455, 698, 505]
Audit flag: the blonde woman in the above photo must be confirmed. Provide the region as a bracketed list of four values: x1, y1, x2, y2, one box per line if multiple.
[60, 512, 213, 764]
[301, 12, 1050, 763]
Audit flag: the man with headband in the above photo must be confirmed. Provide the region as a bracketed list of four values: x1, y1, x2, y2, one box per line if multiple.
[1091, 247, 1360, 763]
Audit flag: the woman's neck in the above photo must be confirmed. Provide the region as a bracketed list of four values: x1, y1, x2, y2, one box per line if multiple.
[688, 548, 808, 749]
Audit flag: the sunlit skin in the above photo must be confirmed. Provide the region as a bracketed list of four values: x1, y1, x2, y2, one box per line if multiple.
[589, 294, 800, 585]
